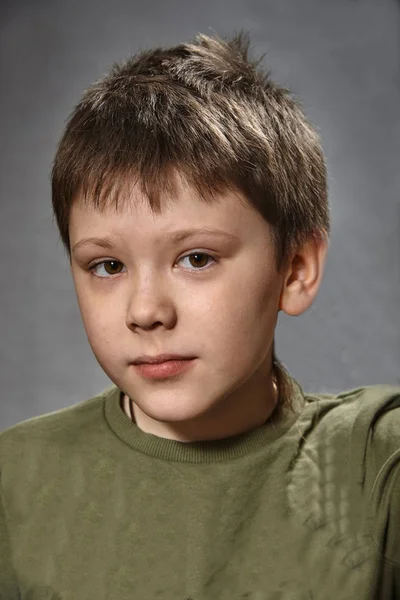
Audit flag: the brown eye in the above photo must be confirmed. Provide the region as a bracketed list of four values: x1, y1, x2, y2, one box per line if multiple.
[189, 253, 210, 268]
[89, 260, 125, 278]
[103, 260, 123, 275]
[179, 252, 216, 271]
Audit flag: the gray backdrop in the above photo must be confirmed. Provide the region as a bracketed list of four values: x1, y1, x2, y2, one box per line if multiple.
[1, 0, 399, 431]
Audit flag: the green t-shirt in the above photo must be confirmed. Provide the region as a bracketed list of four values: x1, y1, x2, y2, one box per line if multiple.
[1, 376, 399, 599]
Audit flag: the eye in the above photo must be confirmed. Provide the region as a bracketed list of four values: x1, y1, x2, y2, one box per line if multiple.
[88, 252, 217, 280]
[178, 252, 217, 271]
[88, 260, 126, 279]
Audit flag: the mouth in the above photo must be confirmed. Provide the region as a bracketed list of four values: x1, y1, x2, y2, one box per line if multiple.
[133, 354, 196, 365]
[132, 358, 196, 379]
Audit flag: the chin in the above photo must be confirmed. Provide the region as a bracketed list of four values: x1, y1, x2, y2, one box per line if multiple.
[136, 399, 211, 424]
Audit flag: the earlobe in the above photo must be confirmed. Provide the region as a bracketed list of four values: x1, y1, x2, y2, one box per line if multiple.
[278, 236, 329, 317]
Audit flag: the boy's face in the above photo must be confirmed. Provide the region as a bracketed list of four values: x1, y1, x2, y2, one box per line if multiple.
[69, 174, 287, 441]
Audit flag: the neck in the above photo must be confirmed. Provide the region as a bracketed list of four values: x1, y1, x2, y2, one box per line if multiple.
[122, 380, 279, 442]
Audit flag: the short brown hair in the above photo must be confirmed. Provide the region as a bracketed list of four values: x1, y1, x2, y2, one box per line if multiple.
[51, 31, 330, 411]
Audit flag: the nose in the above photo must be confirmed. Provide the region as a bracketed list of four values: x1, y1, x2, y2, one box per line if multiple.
[125, 274, 177, 331]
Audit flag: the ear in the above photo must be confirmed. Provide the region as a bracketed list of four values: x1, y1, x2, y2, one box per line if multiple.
[279, 235, 329, 316]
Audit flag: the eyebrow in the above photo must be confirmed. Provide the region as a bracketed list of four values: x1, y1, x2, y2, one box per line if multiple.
[71, 227, 239, 253]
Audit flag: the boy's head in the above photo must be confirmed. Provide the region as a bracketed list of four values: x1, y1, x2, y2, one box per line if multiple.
[52, 32, 330, 441]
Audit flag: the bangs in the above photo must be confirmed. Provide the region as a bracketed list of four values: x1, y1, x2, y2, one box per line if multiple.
[75, 157, 244, 217]
[60, 81, 263, 216]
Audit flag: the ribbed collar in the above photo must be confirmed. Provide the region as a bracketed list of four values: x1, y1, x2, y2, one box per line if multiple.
[103, 377, 306, 463]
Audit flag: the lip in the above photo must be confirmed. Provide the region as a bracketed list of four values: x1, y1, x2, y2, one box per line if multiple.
[132, 353, 196, 365]
[133, 358, 196, 379]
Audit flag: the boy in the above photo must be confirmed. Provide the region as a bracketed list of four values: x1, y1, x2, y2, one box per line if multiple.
[0, 32, 399, 600]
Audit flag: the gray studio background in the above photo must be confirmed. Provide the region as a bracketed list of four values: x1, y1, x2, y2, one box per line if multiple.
[1, 0, 399, 431]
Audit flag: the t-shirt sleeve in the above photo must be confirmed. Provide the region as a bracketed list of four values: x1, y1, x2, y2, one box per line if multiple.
[0, 466, 20, 599]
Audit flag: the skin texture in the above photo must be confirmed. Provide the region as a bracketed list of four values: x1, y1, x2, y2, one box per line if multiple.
[69, 173, 328, 442]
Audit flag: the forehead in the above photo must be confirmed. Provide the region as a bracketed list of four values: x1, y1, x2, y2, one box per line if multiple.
[69, 175, 270, 245]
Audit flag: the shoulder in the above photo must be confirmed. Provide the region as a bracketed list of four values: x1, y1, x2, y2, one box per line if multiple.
[303, 382, 400, 567]
[0, 385, 116, 464]
[333, 383, 400, 567]
[302, 383, 400, 457]
[305, 382, 400, 438]
[308, 382, 400, 478]
[337, 383, 400, 480]
[303, 382, 400, 511]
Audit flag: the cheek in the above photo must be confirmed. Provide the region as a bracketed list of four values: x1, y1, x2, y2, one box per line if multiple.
[201, 282, 277, 356]
[76, 294, 116, 346]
